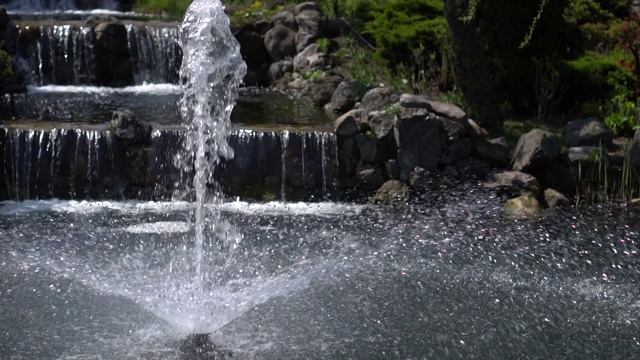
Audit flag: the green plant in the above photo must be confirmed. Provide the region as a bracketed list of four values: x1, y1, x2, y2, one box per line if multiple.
[316, 38, 331, 53]
[383, 103, 401, 116]
[303, 69, 326, 81]
[133, 0, 191, 17]
[604, 92, 640, 136]
[0, 49, 12, 89]
[230, 1, 284, 25]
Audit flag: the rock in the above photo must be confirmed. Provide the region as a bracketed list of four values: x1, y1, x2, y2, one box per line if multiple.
[267, 59, 293, 83]
[440, 117, 466, 142]
[409, 166, 432, 188]
[566, 146, 608, 165]
[0, 7, 9, 28]
[356, 164, 385, 189]
[293, 43, 324, 73]
[473, 137, 510, 166]
[512, 129, 562, 172]
[294, 2, 323, 52]
[271, 10, 297, 31]
[466, 118, 489, 139]
[394, 112, 445, 172]
[355, 133, 377, 164]
[485, 170, 540, 194]
[371, 180, 409, 204]
[85, 14, 117, 27]
[544, 188, 569, 208]
[563, 117, 613, 148]
[362, 87, 399, 114]
[385, 159, 400, 179]
[441, 138, 472, 165]
[263, 24, 297, 62]
[366, 111, 395, 140]
[235, 23, 270, 73]
[306, 75, 341, 106]
[334, 109, 362, 136]
[399, 93, 467, 121]
[504, 192, 542, 218]
[330, 79, 361, 113]
[94, 21, 133, 86]
[109, 110, 152, 144]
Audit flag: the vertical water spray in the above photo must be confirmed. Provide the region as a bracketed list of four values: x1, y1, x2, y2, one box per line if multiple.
[178, 0, 246, 279]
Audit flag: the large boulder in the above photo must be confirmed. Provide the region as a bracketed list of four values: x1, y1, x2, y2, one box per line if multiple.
[394, 110, 445, 175]
[365, 111, 395, 140]
[441, 138, 472, 165]
[271, 10, 297, 31]
[305, 75, 341, 106]
[356, 164, 385, 189]
[334, 109, 362, 136]
[293, 43, 325, 73]
[512, 129, 562, 172]
[473, 137, 510, 166]
[234, 22, 270, 76]
[632, 129, 640, 180]
[263, 24, 297, 62]
[329, 79, 361, 114]
[362, 87, 399, 114]
[109, 110, 152, 144]
[294, 2, 323, 52]
[399, 94, 467, 121]
[371, 180, 409, 204]
[485, 170, 540, 195]
[566, 146, 608, 165]
[563, 117, 613, 148]
[94, 21, 133, 86]
[267, 59, 293, 83]
[504, 192, 542, 218]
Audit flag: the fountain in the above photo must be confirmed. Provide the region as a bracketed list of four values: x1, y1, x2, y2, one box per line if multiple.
[1, 1, 640, 359]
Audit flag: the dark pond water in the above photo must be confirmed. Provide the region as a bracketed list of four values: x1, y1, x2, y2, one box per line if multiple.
[1, 184, 639, 359]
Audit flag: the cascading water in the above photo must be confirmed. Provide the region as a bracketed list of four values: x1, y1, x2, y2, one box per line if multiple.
[177, 0, 246, 299]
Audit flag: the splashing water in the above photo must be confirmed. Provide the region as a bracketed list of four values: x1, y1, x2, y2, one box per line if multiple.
[178, 0, 246, 292]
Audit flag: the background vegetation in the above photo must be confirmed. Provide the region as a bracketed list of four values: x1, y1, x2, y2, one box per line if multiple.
[132, 0, 640, 135]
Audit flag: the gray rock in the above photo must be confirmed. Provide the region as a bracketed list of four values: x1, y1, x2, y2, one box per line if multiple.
[440, 117, 466, 142]
[371, 180, 409, 204]
[409, 166, 432, 188]
[109, 110, 151, 144]
[294, 2, 323, 52]
[485, 170, 540, 194]
[330, 79, 361, 113]
[505, 192, 542, 218]
[441, 138, 472, 165]
[563, 117, 613, 148]
[385, 159, 400, 179]
[394, 113, 444, 171]
[356, 164, 386, 189]
[566, 146, 608, 165]
[355, 133, 377, 164]
[512, 129, 562, 172]
[399, 94, 466, 121]
[271, 10, 297, 31]
[263, 24, 297, 62]
[544, 188, 569, 208]
[294, 43, 321, 72]
[465, 118, 489, 139]
[473, 137, 510, 166]
[334, 109, 362, 136]
[94, 21, 132, 86]
[268, 59, 293, 83]
[367, 111, 395, 140]
[362, 87, 399, 114]
[306, 75, 341, 106]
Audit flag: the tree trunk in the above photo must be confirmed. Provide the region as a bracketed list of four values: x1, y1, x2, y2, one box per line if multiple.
[444, 0, 502, 132]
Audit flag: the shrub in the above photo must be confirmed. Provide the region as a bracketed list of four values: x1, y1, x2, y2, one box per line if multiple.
[0, 49, 12, 90]
[133, 0, 191, 17]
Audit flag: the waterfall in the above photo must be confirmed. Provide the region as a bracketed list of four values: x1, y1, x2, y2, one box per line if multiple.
[16, 25, 96, 85]
[1, 0, 119, 11]
[127, 24, 181, 84]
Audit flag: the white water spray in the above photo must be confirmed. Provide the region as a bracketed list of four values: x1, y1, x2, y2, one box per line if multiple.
[178, 0, 246, 282]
